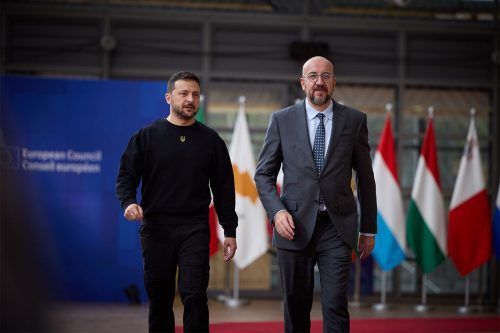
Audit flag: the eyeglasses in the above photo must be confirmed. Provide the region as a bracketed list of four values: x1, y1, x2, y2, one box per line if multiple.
[303, 72, 334, 82]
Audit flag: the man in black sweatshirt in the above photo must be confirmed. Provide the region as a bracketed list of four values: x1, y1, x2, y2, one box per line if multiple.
[116, 71, 238, 333]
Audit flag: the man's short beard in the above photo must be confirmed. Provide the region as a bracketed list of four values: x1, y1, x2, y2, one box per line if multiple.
[308, 92, 332, 106]
[171, 104, 198, 120]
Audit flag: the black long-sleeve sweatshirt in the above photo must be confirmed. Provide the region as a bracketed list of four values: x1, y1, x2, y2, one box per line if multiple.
[116, 119, 237, 237]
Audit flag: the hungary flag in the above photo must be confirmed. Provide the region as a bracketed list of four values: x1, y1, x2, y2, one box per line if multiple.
[406, 117, 447, 274]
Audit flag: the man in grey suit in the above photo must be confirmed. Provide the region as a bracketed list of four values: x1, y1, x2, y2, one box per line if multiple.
[255, 56, 377, 333]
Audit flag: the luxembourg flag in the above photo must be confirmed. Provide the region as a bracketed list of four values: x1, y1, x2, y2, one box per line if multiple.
[406, 113, 447, 274]
[494, 183, 500, 261]
[448, 114, 491, 276]
[372, 112, 406, 271]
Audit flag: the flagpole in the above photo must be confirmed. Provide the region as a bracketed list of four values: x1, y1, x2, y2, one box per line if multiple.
[458, 275, 471, 313]
[428, 105, 434, 119]
[224, 263, 248, 307]
[476, 265, 485, 312]
[385, 102, 392, 114]
[373, 103, 393, 311]
[216, 260, 232, 303]
[372, 102, 404, 312]
[457, 109, 474, 314]
[350, 257, 362, 308]
[373, 270, 391, 311]
[414, 107, 432, 313]
[415, 274, 431, 312]
[223, 95, 252, 308]
[350, 176, 364, 309]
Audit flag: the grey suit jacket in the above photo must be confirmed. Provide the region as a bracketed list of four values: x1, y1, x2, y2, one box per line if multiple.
[254, 99, 377, 250]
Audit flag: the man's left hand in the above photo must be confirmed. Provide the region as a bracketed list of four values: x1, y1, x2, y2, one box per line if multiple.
[223, 237, 237, 262]
[358, 235, 375, 260]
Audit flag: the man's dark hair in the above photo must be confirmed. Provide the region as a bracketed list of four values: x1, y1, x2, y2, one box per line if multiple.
[167, 71, 200, 94]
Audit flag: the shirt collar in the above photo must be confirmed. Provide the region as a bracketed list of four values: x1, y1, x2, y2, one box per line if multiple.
[305, 98, 334, 121]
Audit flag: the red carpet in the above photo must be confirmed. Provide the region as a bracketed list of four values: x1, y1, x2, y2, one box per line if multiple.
[176, 317, 500, 333]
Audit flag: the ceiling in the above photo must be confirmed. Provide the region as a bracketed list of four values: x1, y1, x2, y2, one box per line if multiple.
[3, 0, 499, 22]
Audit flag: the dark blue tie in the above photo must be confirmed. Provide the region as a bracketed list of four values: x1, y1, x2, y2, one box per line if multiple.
[313, 113, 325, 174]
[313, 113, 325, 207]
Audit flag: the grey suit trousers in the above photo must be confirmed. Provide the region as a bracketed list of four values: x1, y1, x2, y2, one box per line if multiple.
[277, 212, 352, 333]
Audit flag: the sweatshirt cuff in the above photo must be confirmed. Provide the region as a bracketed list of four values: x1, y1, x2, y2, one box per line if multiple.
[223, 226, 236, 238]
[122, 198, 137, 210]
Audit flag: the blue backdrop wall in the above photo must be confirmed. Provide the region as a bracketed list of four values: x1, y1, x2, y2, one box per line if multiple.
[1, 75, 167, 302]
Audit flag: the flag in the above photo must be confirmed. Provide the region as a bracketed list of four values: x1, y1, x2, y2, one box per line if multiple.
[196, 95, 218, 256]
[372, 113, 406, 271]
[406, 117, 447, 273]
[493, 183, 500, 260]
[351, 173, 359, 262]
[208, 204, 219, 256]
[448, 116, 491, 275]
[195, 95, 206, 123]
[218, 98, 268, 269]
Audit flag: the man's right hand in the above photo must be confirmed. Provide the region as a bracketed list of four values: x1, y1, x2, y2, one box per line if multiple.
[124, 204, 144, 221]
[274, 210, 295, 240]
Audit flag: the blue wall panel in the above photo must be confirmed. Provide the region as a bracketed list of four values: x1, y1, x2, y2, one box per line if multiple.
[1, 75, 167, 302]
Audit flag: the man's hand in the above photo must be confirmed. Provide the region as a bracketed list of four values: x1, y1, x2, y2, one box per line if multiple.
[124, 203, 144, 221]
[274, 211, 295, 240]
[358, 235, 375, 259]
[223, 237, 237, 262]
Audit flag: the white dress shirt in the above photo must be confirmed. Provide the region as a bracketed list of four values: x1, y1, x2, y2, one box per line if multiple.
[305, 98, 334, 158]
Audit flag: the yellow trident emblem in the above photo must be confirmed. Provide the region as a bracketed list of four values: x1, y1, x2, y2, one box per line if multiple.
[180, 136, 186, 143]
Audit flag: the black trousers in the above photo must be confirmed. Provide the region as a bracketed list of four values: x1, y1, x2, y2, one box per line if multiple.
[277, 212, 352, 333]
[139, 223, 210, 333]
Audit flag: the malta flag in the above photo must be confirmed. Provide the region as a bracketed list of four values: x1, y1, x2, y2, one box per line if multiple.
[406, 116, 447, 274]
[448, 116, 491, 276]
[217, 99, 268, 269]
[372, 113, 406, 271]
[493, 184, 500, 261]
